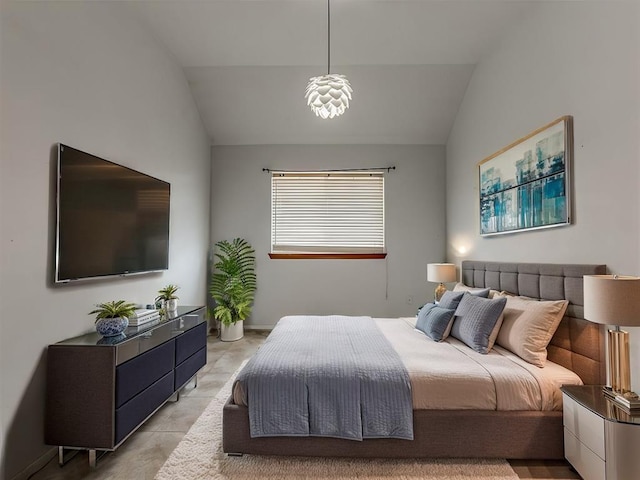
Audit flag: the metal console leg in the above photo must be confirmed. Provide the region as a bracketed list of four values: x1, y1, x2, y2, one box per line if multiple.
[57, 447, 80, 466]
[89, 450, 97, 468]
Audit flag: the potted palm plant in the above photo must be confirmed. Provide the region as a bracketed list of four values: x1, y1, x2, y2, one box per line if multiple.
[89, 300, 137, 337]
[209, 238, 256, 341]
[156, 284, 180, 311]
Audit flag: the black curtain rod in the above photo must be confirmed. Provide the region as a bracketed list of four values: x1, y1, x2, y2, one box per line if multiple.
[262, 166, 396, 173]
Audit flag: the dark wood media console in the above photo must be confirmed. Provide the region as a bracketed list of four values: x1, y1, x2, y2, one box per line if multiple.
[45, 306, 207, 466]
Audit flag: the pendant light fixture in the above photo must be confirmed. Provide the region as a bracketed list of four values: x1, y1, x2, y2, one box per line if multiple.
[304, 0, 353, 119]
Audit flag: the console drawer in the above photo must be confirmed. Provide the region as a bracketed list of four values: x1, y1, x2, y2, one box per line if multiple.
[139, 321, 174, 355]
[175, 322, 207, 365]
[115, 339, 174, 408]
[175, 347, 206, 390]
[115, 371, 174, 444]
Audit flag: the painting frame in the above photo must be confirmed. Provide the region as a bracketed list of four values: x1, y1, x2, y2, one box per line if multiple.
[478, 116, 573, 236]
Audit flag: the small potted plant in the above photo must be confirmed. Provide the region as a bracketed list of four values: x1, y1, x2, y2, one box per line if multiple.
[156, 284, 180, 311]
[89, 300, 137, 337]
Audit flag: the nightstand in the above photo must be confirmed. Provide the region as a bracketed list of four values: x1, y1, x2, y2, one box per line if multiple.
[562, 385, 640, 480]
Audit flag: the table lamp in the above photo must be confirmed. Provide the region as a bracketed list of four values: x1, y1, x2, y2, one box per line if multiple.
[427, 263, 457, 302]
[584, 274, 640, 409]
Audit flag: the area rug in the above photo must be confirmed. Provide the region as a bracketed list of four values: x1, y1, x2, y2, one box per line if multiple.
[155, 365, 519, 480]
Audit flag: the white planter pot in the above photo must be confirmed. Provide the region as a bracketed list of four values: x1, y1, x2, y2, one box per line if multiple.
[220, 320, 244, 342]
[166, 299, 178, 311]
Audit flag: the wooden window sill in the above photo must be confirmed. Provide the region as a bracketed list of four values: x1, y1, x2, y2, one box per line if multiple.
[268, 253, 387, 260]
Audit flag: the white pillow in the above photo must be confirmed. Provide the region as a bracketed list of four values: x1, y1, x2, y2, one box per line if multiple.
[487, 312, 505, 352]
[494, 294, 568, 367]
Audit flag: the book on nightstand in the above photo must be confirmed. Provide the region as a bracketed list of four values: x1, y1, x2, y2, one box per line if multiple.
[604, 388, 640, 416]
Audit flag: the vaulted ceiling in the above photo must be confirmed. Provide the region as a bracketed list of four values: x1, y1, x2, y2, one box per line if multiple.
[126, 1, 536, 145]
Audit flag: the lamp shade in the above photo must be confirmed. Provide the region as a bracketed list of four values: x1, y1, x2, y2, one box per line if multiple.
[583, 275, 640, 326]
[305, 74, 352, 119]
[427, 263, 456, 283]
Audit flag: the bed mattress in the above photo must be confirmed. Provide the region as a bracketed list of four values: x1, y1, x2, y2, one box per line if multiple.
[233, 316, 582, 412]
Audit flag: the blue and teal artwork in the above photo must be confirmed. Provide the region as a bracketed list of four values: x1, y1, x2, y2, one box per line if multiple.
[479, 118, 571, 235]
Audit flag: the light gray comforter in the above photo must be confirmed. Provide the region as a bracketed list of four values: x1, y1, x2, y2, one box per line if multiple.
[234, 315, 413, 441]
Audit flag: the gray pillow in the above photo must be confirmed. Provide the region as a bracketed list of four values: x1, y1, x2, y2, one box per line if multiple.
[438, 290, 465, 310]
[450, 293, 507, 354]
[416, 303, 456, 342]
[453, 283, 494, 298]
[468, 288, 490, 298]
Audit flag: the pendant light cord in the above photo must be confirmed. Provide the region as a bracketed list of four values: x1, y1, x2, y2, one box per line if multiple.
[327, 0, 331, 75]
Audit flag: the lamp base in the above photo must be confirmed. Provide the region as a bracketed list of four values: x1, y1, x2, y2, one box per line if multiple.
[434, 283, 447, 302]
[607, 328, 632, 392]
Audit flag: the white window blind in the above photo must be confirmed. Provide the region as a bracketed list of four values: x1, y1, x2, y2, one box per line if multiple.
[271, 172, 385, 254]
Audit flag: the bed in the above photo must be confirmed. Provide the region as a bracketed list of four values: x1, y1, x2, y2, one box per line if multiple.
[222, 261, 606, 459]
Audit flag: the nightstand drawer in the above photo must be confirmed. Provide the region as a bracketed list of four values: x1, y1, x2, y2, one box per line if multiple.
[564, 428, 605, 480]
[563, 393, 605, 459]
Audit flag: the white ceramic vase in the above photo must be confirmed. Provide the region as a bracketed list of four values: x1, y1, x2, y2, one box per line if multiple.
[220, 320, 244, 342]
[166, 299, 178, 311]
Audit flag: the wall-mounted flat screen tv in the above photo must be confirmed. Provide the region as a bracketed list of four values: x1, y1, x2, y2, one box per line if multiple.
[55, 144, 170, 283]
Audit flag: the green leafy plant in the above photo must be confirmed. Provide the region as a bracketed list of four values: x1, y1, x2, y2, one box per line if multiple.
[156, 284, 180, 302]
[89, 300, 137, 323]
[209, 238, 256, 326]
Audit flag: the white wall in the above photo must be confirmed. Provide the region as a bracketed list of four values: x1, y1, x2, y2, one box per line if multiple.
[211, 145, 446, 327]
[0, 2, 211, 478]
[446, 2, 640, 384]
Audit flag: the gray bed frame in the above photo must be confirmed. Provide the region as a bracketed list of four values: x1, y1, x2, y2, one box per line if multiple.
[223, 261, 606, 459]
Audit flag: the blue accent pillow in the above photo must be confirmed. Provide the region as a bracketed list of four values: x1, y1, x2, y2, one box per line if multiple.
[416, 303, 456, 342]
[450, 293, 507, 354]
[438, 290, 465, 310]
[416, 303, 429, 315]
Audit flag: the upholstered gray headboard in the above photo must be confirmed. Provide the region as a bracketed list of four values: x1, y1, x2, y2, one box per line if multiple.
[461, 260, 606, 385]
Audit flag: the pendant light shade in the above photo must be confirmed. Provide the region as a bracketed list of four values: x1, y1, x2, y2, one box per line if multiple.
[305, 74, 353, 119]
[304, 0, 352, 119]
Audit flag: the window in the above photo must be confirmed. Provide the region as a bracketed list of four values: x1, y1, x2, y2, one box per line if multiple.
[270, 171, 385, 258]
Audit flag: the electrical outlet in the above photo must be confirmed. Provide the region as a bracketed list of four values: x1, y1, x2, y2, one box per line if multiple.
[406, 295, 413, 305]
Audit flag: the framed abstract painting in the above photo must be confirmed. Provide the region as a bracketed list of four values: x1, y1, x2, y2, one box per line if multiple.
[478, 116, 573, 236]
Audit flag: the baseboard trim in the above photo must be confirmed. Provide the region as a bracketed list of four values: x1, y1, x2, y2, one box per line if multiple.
[10, 447, 57, 480]
[244, 324, 274, 331]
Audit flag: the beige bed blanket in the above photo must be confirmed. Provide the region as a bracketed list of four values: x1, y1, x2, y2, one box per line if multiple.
[233, 316, 582, 411]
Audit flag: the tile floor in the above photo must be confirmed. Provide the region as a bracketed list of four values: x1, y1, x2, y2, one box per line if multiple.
[31, 330, 580, 480]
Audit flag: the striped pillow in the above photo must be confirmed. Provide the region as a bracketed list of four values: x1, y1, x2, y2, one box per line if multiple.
[450, 293, 507, 354]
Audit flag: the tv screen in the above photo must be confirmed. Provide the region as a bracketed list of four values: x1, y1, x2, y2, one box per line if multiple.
[55, 144, 170, 283]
